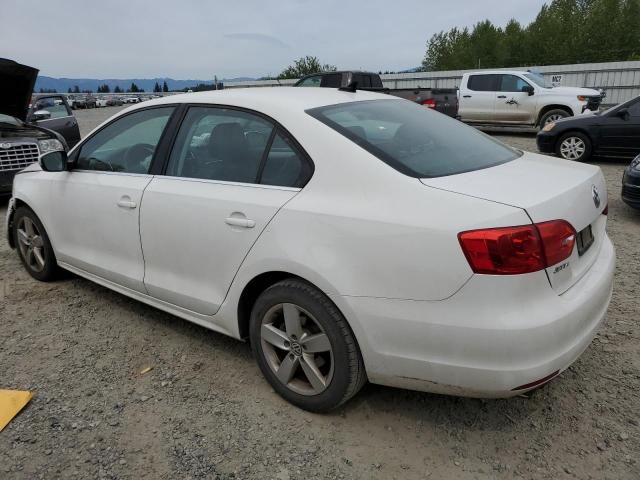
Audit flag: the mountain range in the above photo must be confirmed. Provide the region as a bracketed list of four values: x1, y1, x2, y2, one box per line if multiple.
[34, 76, 256, 92]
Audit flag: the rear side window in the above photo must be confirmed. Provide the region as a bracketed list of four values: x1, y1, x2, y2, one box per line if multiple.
[321, 74, 342, 88]
[166, 106, 312, 187]
[307, 99, 520, 178]
[467, 75, 499, 92]
[352, 74, 372, 88]
[260, 132, 311, 187]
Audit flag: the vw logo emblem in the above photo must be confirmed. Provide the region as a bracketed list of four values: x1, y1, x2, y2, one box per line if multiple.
[592, 185, 601, 209]
[0, 142, 12, 149]
[290, 341, 303, 357]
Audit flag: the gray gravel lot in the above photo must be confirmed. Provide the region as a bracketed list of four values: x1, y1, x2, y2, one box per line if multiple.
[1, 107, 638, 479]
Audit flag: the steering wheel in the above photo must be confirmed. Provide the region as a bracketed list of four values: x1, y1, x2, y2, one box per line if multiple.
[123, 143, 155, 172]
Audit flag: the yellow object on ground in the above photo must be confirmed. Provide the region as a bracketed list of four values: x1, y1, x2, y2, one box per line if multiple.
[0, 389, 33, 432]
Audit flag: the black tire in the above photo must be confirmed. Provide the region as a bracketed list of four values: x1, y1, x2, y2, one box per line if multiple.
[12, 206, 60, 281]
[250, 279, 366, 412]
[539, 109, 570, 128]
[555, 131, 592, 162]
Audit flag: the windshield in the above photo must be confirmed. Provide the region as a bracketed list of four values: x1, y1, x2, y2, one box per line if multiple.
[524, 73, 552, 89]
[0, 114, 22, 126]
[306, 99, 520, 178]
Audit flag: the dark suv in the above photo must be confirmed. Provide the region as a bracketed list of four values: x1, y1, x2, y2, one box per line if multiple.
[0, 58, 80, 194]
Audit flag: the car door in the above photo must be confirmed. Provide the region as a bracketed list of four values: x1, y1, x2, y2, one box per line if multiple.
[493, 74, 537, 124]
[460, 74, 499, 122]
[597, 99, 640, 158]
[29, 95, 81, 148]
[47, 106, 176, 292]
[140, 105, 312, 315]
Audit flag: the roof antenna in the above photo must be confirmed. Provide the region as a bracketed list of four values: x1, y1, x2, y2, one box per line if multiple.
[339, 81, 358, 93]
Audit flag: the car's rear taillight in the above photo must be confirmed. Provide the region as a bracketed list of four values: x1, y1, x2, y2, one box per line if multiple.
[458, 220, 576, 275]
[536, 220, 576, 267]
[422, 98, 436, 109]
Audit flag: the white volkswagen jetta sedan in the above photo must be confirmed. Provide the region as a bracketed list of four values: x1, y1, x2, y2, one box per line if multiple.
[6, 87, 615, 412]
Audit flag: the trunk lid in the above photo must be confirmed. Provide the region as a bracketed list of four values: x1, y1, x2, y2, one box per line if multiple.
[421, 151, 608, 294]
[0, 58, 39, 121]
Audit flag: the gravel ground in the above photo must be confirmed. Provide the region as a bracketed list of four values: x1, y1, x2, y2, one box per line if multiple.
[1, 108, 638, 479]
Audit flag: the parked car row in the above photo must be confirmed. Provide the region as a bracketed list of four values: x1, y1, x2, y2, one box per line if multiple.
[1, 57, 637, 413]
[295, 70, 604, 129]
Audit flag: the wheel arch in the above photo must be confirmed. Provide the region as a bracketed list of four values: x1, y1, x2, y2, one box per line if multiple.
[8, 196, 56, 253]
[235, 271, 362, 350]
[537, 104, 574, 126]
[7, 198, 32, 249]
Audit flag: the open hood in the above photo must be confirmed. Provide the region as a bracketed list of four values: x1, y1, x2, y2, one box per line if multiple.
[0, 58, 38, 120]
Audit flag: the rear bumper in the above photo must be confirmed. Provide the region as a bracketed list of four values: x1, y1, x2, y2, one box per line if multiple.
[339, 235, 615, 397]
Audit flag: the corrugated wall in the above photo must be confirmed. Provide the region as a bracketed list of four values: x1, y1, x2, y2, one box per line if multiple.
[224, 61, 640, 105]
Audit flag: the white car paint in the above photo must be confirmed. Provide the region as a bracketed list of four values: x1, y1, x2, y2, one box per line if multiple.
[458, 70, 602, 126]
[7, 87, 615, 398]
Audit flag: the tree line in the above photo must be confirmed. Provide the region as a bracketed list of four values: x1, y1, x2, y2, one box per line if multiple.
[274, 0, 640, 78]
[422, 0, 640, 71]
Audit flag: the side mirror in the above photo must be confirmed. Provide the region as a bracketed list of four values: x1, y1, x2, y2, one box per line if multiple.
[615, 108, 630, 121]
[39, 150, 68, 172]
[522, 85, 535, 96]
[31, 110, 51, 121]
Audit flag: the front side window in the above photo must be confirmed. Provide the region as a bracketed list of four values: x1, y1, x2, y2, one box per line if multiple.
[499, 75, 530, 92]
[298, 76, 322, 87]
[307, 99, 520, 178]
[524, 73, 552, 89]
[76, 107, 174, 173]
[467, 75, 499, 92]
[34, 96, 70, 119]
[166, 106, 311, 187]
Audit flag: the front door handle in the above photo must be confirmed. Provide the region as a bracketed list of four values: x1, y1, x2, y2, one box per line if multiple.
[117, 197, 137, 209]
[225, 217, 255, 228]
[463, 95, 472, 98]
[497, 95, 507, 99]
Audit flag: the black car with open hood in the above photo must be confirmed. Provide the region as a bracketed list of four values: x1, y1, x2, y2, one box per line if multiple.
[0, 59, 80, 194]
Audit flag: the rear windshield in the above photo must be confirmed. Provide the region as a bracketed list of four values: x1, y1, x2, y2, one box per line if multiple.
[306, 99, 520, 178]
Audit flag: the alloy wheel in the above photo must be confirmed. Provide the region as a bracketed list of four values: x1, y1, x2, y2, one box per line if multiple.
[16, 216, 46, 273]
[559, 137, 586, 160]
[545, 113, 565, 125]
[260, 302, 334, 396]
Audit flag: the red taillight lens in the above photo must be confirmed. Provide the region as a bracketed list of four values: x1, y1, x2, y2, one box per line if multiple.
[536, 220, 576, 267]
[422, 98, 436, 109]
[458, 220, 576, 275]
[458, 225, 544, 274]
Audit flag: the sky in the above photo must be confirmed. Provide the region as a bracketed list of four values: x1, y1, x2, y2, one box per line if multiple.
[2, 0, 548, 79]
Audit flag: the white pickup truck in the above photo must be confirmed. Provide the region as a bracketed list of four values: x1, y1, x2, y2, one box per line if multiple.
[458, 70, 603, 129]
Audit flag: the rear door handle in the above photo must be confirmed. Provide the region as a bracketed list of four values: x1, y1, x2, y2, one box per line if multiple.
[225, 217, 255, 228]
[497, 95, 507, 98]
[463, 95, 472, 98]
[117, 197, 137, 209]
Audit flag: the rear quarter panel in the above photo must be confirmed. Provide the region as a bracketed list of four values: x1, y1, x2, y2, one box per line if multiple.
[224, 114, 531, 302]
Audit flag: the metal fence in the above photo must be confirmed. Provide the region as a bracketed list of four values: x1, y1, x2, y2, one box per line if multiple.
[223, 61, 640, 106]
